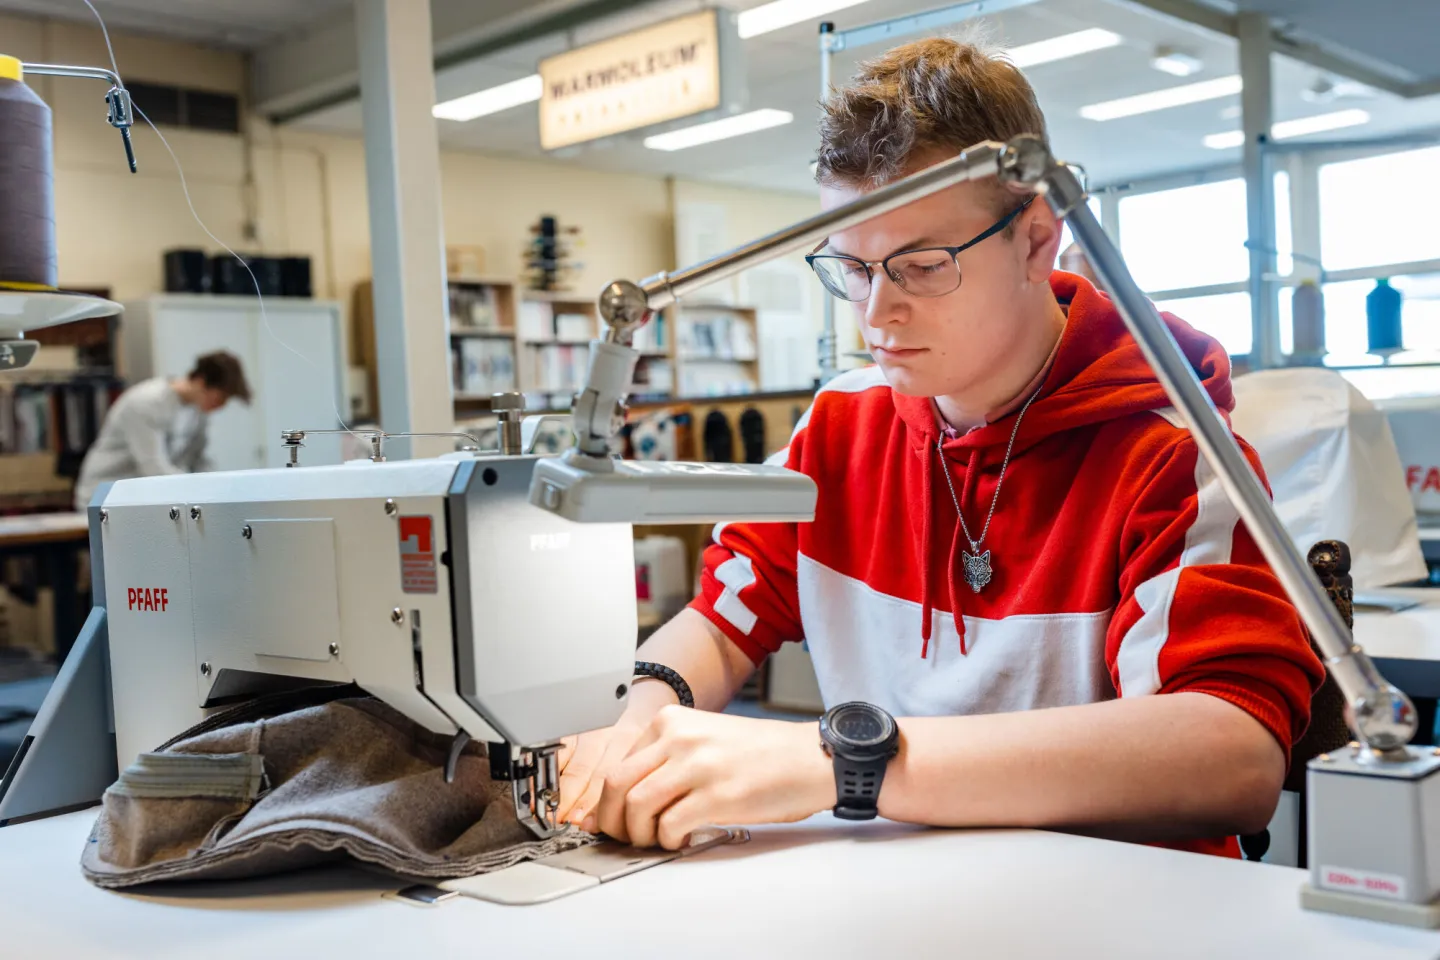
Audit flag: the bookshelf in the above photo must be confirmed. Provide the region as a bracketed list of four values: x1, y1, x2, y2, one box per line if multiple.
[517, 291, 599, 410]
[0, 313, 123, 505]
[448, 277, 518, 413]
[667, 304, 761, 398]
[352, 277, 520, 420]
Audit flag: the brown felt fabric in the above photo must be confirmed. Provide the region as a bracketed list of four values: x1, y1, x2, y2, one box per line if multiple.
[82, 696, 592, 888]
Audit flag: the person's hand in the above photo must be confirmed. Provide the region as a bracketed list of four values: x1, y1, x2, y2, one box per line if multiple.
[590, 706, 835, 849]
[555, 679, 679, 826]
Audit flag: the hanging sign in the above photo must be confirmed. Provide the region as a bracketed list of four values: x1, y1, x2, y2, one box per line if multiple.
[539, 9, 741, 150]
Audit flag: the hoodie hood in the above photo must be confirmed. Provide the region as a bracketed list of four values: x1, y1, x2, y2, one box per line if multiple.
[901, 271, 1235, 658]
[893, 271, 1234, 455]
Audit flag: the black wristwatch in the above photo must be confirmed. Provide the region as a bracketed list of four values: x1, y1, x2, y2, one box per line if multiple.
[818, 702, 900, 821]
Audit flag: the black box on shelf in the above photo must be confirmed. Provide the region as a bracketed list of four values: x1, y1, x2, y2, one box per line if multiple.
[163, 249, 209, 293]
[210, 255, 283, 296]
[280, 257, 312, 298]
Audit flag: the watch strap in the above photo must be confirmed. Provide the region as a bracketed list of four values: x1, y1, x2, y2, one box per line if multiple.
[831, 752, 888, 820]
[633, 661, 695, 708]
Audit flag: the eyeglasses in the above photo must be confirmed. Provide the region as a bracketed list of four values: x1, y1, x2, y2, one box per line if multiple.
[805, 197, 1036, 302]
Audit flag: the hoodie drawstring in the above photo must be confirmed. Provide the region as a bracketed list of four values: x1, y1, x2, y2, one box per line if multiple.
[919, 445, 934, 659]
[922, 441, 975, 659]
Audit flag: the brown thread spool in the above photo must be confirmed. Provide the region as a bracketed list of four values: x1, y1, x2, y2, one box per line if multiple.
[0, 56, 56, 290]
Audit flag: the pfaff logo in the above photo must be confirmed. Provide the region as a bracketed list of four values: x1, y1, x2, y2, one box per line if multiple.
[530, 532, 571, 552]
[128, 587, 170, 612]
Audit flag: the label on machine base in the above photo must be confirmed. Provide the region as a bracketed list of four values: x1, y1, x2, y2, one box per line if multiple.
[1319, 865, 1407, 900]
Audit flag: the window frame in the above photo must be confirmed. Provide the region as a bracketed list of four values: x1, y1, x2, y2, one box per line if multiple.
[1091, 138, 1440, 364]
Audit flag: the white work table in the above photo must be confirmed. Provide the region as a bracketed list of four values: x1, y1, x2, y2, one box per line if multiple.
[1355, 588, 1440, 699]
[2, 811, 1438, 958]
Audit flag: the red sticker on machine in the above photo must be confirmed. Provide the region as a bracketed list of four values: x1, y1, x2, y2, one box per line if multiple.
[398, 516, 439, 594]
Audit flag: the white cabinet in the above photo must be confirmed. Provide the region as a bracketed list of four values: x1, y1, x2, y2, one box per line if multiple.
[120, 296, 347, 470]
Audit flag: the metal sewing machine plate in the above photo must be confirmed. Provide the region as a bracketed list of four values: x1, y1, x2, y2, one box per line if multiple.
[433, 827, 750, 906]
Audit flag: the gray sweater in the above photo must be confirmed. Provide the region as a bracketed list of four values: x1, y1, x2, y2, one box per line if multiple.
[74, 377, 210, 509]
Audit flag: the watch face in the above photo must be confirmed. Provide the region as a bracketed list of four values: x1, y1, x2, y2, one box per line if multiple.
[826, 703, 894, 749]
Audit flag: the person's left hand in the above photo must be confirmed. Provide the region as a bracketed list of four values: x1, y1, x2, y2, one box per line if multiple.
[583, 705, 836, 849]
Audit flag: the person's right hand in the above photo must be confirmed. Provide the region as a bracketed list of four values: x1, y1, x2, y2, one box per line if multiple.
[554, 679, 678, 828]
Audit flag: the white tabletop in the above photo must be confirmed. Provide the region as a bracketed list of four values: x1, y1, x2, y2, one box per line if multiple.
[2, 811, 1438, 959]
[1355, 589, 1440, 664]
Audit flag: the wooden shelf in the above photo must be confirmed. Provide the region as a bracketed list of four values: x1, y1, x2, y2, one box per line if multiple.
[448, 274, 514, 287]
[520, 289, 593, 303]
[450, 328, 515, 339]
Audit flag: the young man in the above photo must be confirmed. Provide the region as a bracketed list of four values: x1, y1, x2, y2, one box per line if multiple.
[557, 38, 1324, 856]
[75, 350, 251, 508]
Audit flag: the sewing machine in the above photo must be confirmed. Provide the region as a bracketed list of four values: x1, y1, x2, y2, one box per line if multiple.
[0, 424, 816, 837]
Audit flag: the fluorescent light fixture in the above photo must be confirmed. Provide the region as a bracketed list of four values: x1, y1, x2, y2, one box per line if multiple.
[737, 0, 872, 40]
[1150, 47, 1203, 77]
[433, 74, 542, 122]
[645, 109, 794, 151]
[1203, 108, 1371, 150]
[1080, 74, 1242, 121]
[1006, 29, 1121, 68]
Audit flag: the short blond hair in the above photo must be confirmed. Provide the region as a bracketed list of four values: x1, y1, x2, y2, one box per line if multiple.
[816, 37, 1049, 213]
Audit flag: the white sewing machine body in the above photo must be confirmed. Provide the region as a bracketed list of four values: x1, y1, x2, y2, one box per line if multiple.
[97, 455, 638, 778]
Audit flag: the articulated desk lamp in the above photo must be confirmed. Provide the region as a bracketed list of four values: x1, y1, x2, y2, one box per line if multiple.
[537, 134, 1436, 927]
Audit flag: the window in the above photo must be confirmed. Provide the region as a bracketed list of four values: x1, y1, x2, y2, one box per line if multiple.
[1153, 291, 1252, 356]
[1056, 197, 1101, 258]
[1120, 179, 1249, 292]
[1273, 170, 1292, 278]
[1320, 145, 1440, 271]
[1048, 198, 1103, 274]
[1117, 174, 1292, 295]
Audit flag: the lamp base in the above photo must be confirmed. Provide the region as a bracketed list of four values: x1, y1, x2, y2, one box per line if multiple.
[1301, 883, 1440, 928]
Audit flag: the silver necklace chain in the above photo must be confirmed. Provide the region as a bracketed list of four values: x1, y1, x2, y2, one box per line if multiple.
[936, 384, 1043, 556]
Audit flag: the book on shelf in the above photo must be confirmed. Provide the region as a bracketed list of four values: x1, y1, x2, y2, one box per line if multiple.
[448, 283, 499, 330]
[632, 312, 667, 354]
[0, 378, 122, 476]
[678, 364, 757, 398]
[554, 312, 594, 342]
[518, 300, 551, 341]
[633, 357, 674, 394]
[678, 312, 756, 360]
[525, 343, 590, 396]
[451, 338, 516, 396]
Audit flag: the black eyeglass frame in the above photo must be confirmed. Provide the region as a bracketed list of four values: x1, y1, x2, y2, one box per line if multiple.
[804, 196, 1037, 302]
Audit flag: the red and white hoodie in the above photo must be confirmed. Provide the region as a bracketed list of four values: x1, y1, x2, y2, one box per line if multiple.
[691, 272, 1326, 858]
